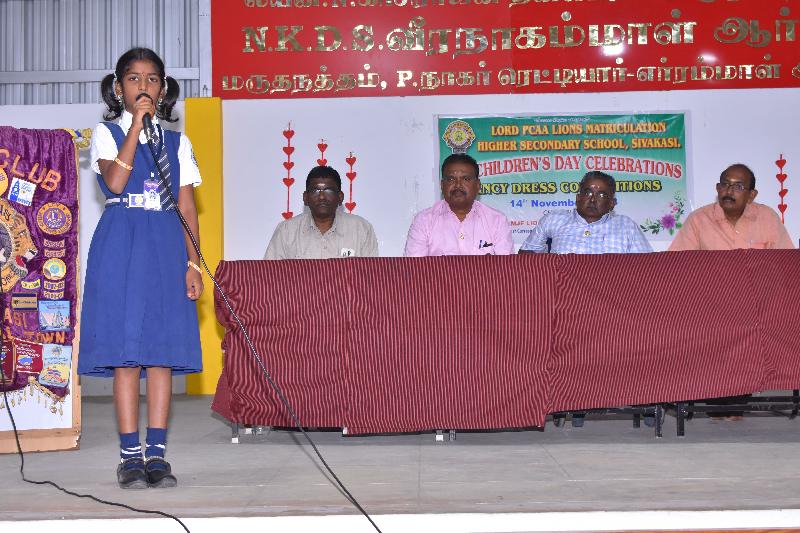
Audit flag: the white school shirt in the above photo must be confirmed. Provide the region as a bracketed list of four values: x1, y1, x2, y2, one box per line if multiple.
[89, 110, 202, 187]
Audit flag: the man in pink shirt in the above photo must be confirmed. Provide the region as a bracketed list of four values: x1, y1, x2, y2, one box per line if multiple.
[404, 154, 513, 256]
[669, 163, 794, 251]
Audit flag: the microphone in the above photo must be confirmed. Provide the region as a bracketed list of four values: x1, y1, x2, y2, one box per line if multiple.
[137, 92, 155, 143]
[142, 113, 154, 143]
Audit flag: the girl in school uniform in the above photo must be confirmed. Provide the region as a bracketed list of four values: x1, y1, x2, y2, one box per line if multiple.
[78, 47, 203, 489]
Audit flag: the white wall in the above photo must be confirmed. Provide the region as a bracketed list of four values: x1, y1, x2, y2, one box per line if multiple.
[223, 88, 800, 258]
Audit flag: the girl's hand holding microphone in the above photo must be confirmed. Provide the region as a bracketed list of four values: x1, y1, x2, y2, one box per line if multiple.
[132, 92, 155, 133]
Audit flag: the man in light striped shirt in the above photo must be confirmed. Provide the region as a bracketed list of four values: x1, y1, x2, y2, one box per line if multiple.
[520, 170, 652, 428]
[519, 171, 652, 255]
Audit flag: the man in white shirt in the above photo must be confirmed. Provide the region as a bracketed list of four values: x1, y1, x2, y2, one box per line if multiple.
[265, 166, 378, 259]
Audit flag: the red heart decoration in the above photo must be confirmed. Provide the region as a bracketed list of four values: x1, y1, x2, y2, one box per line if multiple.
[345, 202, 356, 212]
[283, 161, 294, 170]
[317, 158, 328, 166]
[345, 156, 357, 166]
[346, 171, 357, 181]
[776, 173, 787, 183]
[283, 129, 294, 139]
[776, 157, 786, 169]
[283, 178, 295, 187]
[318, 143, 328, 152]
[779, 188, 789, 198]
[283, 146, 295, 156]
[282, 211, 294, 219]
[778, 204, 787, 213]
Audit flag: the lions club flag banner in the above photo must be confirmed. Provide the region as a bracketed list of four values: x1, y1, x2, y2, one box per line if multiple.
[438, 113, 689, 247]
[0, 127, 79, 424]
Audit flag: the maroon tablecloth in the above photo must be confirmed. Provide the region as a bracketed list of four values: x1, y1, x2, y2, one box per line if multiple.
[212, 250, 800, 434]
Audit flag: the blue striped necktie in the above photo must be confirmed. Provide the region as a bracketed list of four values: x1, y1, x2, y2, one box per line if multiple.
[152, 126, 175, 211]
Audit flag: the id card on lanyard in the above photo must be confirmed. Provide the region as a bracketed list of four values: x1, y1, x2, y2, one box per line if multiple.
[143, 172, 160, 211]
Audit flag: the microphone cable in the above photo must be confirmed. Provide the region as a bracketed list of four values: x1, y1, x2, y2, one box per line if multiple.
[143, 128, 384, 533]
[1, 123, 382, 533]
[0, 314, 191, 532]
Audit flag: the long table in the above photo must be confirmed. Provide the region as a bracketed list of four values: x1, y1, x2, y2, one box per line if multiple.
[211, 250, 800, 434]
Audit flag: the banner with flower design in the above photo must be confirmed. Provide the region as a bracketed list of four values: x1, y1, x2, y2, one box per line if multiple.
[437, 113, 687, 247]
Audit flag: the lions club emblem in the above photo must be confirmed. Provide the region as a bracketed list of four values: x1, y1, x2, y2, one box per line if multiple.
[37, 202, 72, 236]
[442, 120, 476, 154]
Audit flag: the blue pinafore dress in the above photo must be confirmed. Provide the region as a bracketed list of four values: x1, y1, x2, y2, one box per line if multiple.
[78, 122, 202, 377]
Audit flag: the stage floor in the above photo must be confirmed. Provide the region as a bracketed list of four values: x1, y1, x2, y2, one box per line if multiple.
[1, 395, 800, 528]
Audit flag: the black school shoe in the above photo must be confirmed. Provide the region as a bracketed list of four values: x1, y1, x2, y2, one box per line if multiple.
[145, 457, 178, 488]
[117, 458, 148, 489]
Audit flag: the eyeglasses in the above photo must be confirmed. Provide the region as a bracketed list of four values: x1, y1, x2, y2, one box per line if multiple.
[306, 187, 340, 197]
[577, 188, 612, 199]
[717, 181, 748, 192]
[442, 175, 476, 183]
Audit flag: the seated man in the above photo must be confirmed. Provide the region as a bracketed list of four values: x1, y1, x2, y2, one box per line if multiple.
[265, 166, 378, 259]
[520, 170, 652, 427]
[669, 163, 794, 421]
[669, 163, 793, 251]
[404, 154, 513, 256]
[519, 170, 652, 255]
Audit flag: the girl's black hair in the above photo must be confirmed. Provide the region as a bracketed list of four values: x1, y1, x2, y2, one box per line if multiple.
[101, 47, 179, 122]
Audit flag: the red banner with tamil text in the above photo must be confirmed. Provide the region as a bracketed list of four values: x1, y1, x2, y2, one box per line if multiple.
[212, 0, 800, 99]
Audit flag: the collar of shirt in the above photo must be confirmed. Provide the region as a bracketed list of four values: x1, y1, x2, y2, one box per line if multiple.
[119, 110, 161, 145]
[712, 201, 758, 223]
[301, 211, 339, 237]
[572, 209, 614, 226]
[435, 199, 480, 222]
